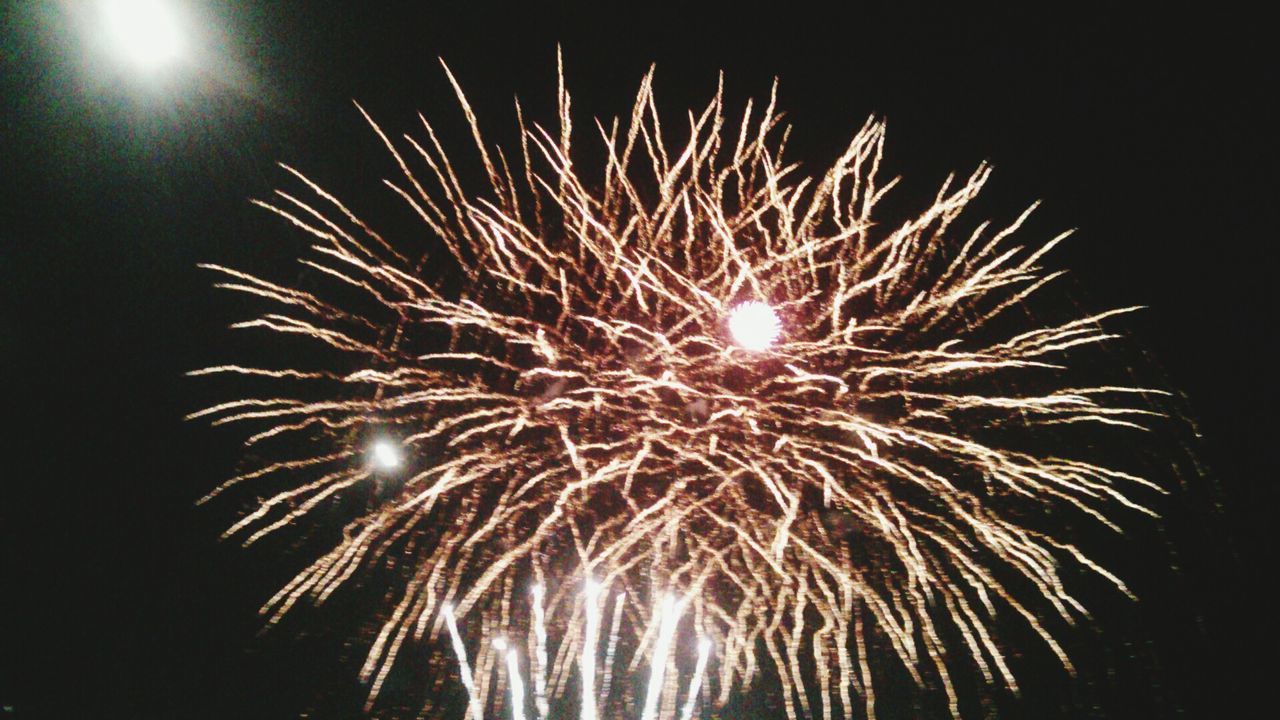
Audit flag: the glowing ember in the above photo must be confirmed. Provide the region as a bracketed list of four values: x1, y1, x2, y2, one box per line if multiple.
[728, 300, 782, 351]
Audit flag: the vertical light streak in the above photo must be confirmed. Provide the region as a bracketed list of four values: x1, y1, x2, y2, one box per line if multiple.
[498, 640, 527, 720]
[530, 584, 550, 720]
[679, 638, 712, 720]
[443, 604, 483, 720]
[640, 595, 681, 720]
[447, 587, 709, 720]
[579, 579, 603, 720]
[599, 592, 627, 703]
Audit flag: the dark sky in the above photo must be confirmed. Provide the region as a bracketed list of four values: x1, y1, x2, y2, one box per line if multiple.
[1, 2, 1271, 718]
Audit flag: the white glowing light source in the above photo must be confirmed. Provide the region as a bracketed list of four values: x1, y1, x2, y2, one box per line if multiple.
[100, 0, 185, 70]
[728, 301, 781, 351]
[370, 439, 403, 470]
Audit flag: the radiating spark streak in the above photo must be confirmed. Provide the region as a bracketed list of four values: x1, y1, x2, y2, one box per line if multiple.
[530, 585, 550, 720]
[443, 604, 483, 720]
[579, 579, 603, 720]
[640, 595, 681, 720]
[197, 58, 1169, 719]
[598, 591, 627, 703]
[680, 638, 712, 720]
[501, 643, 527, 720]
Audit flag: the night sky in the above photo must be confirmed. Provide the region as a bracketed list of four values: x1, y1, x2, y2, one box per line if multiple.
[1, 2, 1271, 718]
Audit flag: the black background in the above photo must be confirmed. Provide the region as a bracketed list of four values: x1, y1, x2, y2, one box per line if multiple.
[1, 2, 1272, 718]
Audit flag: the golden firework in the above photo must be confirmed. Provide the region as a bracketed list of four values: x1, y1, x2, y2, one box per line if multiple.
[193, 56, 1165, 719]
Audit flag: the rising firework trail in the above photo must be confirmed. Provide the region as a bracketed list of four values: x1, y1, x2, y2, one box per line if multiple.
[448, 584, 710, 720]
[194, 53, 1166, 718]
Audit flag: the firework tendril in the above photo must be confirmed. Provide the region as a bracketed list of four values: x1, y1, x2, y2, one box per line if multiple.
[194, 57, 1166, 719]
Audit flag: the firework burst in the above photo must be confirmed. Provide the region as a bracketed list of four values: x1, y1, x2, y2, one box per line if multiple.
[193, 56, 1165, 718]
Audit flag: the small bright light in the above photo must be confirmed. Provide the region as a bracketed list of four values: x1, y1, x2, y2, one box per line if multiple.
[101, 0, 185, 70]
[370, 439, 403, 470]
[728, 301, 781, 351]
